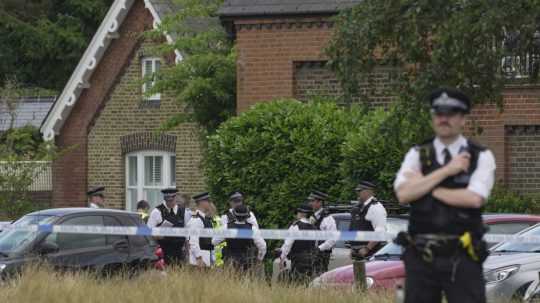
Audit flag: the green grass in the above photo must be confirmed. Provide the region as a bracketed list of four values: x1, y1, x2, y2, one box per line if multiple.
[0, 266, 395, 303]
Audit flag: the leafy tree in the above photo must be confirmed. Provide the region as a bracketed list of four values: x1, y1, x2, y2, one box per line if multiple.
[205, 100, 363, 228]
[327, 0, 540, 106]
[0, 0, 112, 91]
[0, 79, 56, 219]
[152, 0, 236, 134]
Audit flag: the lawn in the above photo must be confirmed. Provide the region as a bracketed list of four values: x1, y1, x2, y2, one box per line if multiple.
[0, 266, 395, 303]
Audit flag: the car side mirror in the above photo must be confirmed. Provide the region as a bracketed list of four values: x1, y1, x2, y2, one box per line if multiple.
[38, 242, 59, 255]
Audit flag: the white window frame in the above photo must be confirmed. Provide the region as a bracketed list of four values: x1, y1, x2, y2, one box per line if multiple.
[125, 150, 176, 211]
[141, 57, 161, 101]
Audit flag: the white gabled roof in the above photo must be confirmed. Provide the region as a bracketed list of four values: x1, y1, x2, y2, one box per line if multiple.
[40, 0, 179, 141]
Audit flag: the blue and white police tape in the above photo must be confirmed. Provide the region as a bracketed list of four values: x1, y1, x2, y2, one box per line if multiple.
[2, 223, 540, 244]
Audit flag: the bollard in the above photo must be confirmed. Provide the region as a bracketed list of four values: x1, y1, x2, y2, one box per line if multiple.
[353, 258, 367, 291]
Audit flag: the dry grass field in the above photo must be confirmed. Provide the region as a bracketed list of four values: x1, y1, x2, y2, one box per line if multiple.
[0, 266, 395, 303]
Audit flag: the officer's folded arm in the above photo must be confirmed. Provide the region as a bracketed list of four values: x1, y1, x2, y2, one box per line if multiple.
[431, 187, 484, 209]
[395, 168, 451, 204]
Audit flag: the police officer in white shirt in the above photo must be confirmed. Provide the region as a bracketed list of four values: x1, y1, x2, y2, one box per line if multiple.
[147, 188, 191, 265]
[349, 181, 387, 259]
[279, 204, 317, 284]
[394, 88, 496, 303]
[221, 192, 259, 228]
[187, 192, 214, 267]
[307, 190, 337, 274]
[87, 186, 106, 208]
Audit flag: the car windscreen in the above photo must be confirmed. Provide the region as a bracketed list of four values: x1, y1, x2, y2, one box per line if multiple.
[0, 215, 57, 255]
[492, 225, 540, 253]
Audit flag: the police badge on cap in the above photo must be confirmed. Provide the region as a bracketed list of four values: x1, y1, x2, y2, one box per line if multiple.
[429, 88, 471, 115]
[307, 190, 329, 201]
[161, 188, 178, 198]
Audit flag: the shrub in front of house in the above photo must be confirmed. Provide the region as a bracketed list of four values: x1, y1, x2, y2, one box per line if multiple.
[485, 186, 540, 214]
[204, 99, 363, 228]
[339, 102, 432, 200]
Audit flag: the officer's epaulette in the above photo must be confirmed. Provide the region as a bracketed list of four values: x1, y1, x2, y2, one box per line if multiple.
[413, 137, 435, 151]
[466, 139, 487, 152]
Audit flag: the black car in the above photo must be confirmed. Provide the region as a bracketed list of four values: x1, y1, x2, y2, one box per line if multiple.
[0, 208, 159, 278]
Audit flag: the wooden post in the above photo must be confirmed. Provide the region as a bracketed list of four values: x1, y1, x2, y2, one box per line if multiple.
[353, 259, 367, 291]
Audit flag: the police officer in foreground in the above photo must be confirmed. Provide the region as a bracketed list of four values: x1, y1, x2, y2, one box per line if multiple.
[87, 186, 106, 208]
[187, 192, 214, 267]
[212, 204, 267, 272]
[147, 188, 192, 266]
[394, 88, 496, 303]
[349, 181, 387, 259]
[221, 192, 259, 228]
[307, 190, 337, 275]
[279, 204, 317, 284]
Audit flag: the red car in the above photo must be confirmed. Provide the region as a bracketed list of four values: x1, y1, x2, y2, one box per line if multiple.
[311, 214, 540, 290]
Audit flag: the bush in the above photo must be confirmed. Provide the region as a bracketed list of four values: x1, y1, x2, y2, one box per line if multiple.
[205, 100, 363, 228]
[339, 102, 432, 200]
[485, 186, 540, 214]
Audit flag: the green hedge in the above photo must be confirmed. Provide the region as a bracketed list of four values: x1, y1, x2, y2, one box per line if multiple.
[486, 186, 540, 214]
[339, 102, 432, 200]
[205, 100, 363, 228]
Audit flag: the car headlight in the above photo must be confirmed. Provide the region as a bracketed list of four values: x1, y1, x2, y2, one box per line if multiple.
[366, 276, 374, 289]
[484, 265, 519, 284]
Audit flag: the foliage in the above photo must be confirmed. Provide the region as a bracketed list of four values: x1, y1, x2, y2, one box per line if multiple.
[205, 100, 364, 228]
[152, 0, 236, 134]
[327, 0, 540, 106]
[340, 102, 432, 200]
[0, 79, 56, 219]
[485, 186, 540, 214]
[0, 0, 112, 90]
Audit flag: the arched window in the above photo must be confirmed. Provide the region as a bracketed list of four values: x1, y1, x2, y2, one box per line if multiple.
[125, 150, 176, 211]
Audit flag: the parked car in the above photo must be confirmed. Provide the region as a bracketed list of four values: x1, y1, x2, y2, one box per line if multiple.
[0, 222, 11, 233]
[271, 213, 408, 284]
[485, 223, 540, 302]
[311, 214, 540, 290]
[0, 208, 161, 279]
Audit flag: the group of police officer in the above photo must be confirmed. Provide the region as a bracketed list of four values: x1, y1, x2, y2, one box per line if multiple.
[86, 88, 495, 303]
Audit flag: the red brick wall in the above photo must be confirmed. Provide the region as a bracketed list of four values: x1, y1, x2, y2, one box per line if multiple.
[235, 17, 335, 112]
[52, 0, 153, 207]
[468, 87, 540, 188]
[232, 15, 540, 193]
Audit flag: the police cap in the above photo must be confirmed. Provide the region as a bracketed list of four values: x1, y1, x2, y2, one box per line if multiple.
[192, 192, 210, 203]
[87, 186, 105, 197]
[355, 181, 376, 192]
[429, 88, 471, 114]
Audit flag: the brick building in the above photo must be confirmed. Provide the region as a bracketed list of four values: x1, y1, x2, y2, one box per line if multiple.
[219, 0, 540, 193]
[40, 0, 205, 210]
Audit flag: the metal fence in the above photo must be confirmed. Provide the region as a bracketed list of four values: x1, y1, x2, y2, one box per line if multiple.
[0, 161, 52, 192]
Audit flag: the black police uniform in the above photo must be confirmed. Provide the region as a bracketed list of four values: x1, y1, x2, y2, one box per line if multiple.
[313, 208, 332, 273]
[396, 89, 493, 303]
[349, 198, 383, 258]
[193, 211, 214, 252]
[156, 204, 187, 265]
[288, 220, 318, 284]
[224, 221, 257, 271]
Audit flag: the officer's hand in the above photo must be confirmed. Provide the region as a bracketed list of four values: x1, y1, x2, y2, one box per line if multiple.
[445, 152, 471, 176]
[196, 257, 204, 267]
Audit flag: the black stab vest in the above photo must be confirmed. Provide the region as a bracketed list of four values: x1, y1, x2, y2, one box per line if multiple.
[225, 222, 255, 253]
[195, 213, 214, 251]
[156, 204, 186, 246]
[349, 199, 378, 246]
[409, 139, 486, 237]
[290, 221, 317, 256]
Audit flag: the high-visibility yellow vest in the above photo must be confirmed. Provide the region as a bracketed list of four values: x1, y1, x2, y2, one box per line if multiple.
[213, 216, 226, 267]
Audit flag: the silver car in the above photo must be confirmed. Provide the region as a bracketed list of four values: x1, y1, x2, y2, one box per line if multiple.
[485, 223, 540, 302]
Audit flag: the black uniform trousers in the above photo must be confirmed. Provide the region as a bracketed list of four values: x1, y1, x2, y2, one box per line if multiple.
[403, 247, 486, 303]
